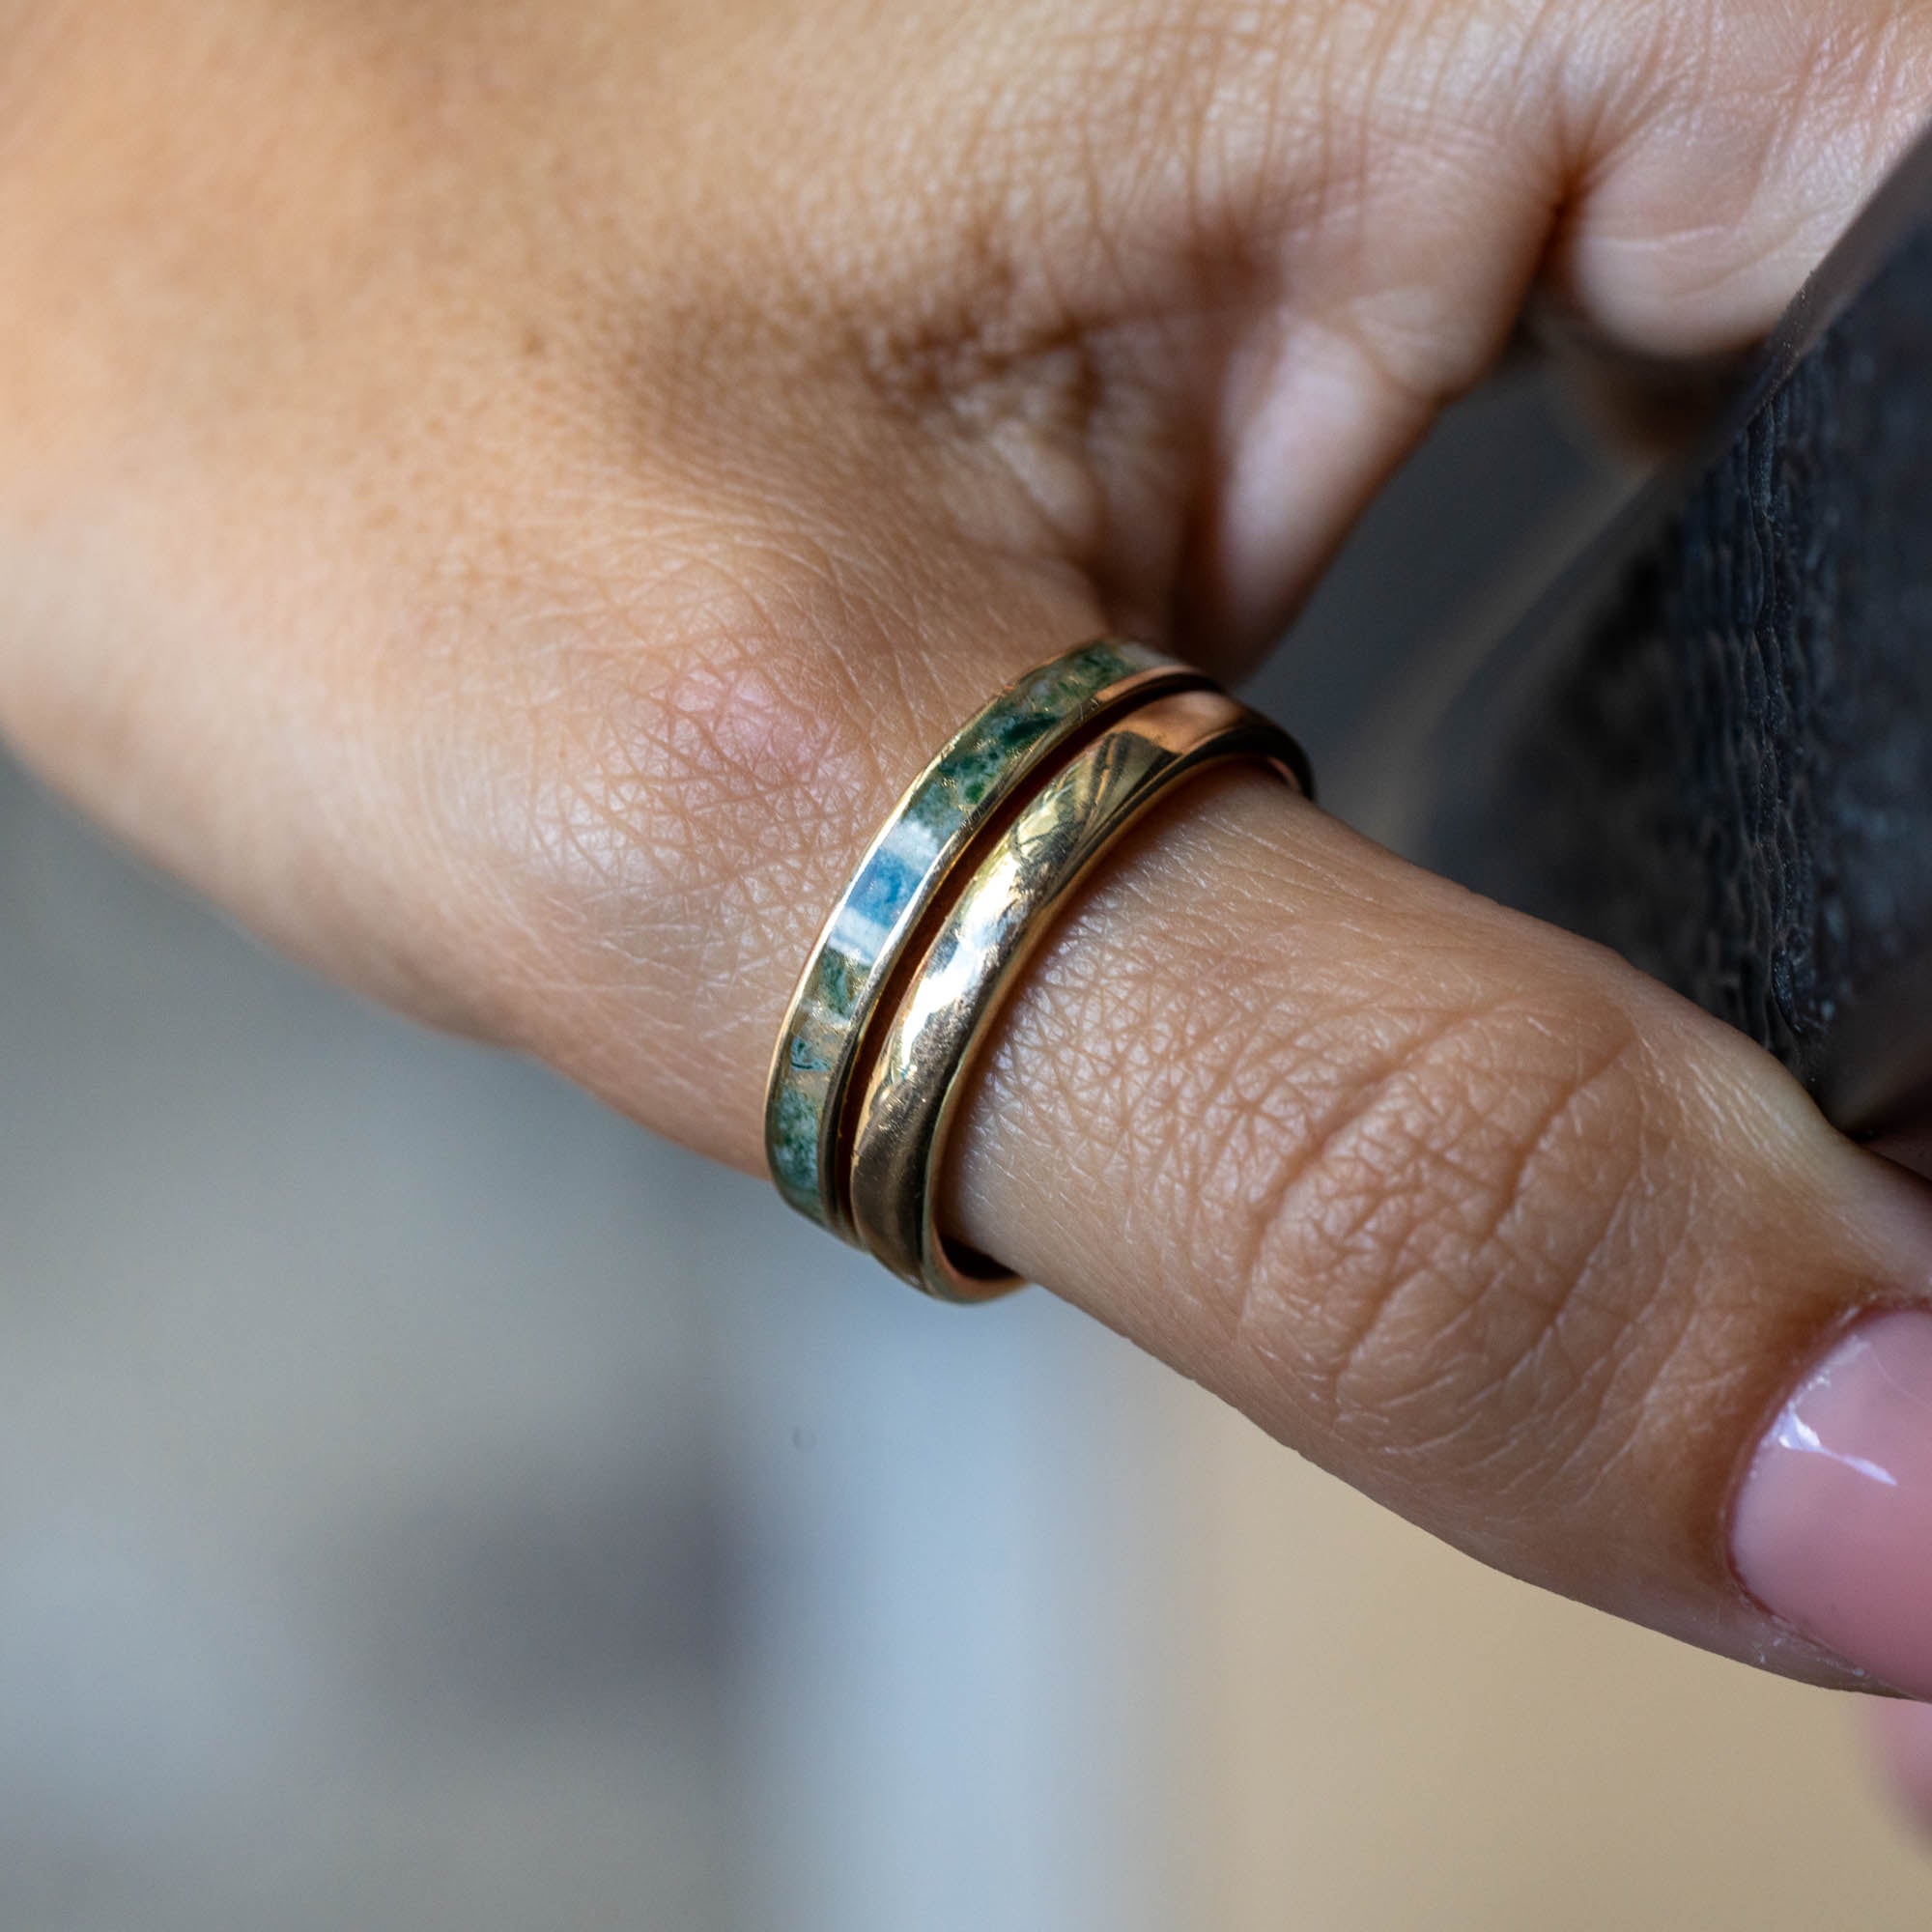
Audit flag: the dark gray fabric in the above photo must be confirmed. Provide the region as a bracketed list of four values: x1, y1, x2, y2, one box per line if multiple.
[1430, 227, 1932, 1095]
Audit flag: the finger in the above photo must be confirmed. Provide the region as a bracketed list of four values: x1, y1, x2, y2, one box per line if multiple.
[1128, 0, 1932, 652]
[943, 767, 1932, 1693]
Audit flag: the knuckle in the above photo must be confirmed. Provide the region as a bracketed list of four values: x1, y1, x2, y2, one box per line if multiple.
[437, 495, 1085, 1041]
[1212, 989, 1693, 1487]
[466, 529, 882, 965]
[403, 516, 900, 1141]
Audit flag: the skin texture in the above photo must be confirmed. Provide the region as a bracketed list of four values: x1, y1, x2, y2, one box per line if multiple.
[8, 0, 1932, 1729]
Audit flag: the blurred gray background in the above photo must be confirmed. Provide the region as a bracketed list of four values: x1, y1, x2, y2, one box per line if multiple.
[6, 375, 1929, 1930]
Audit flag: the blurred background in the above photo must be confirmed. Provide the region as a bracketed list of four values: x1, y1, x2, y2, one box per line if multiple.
[3, 368, 1929, 1930]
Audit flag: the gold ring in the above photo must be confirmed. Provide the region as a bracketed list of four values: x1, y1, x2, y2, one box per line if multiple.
[764, 640, 1208, 1236]
[843, 685, 1312, 1301]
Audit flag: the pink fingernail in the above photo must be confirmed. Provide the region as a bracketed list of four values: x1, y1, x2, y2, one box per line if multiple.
[1733, 1310, 1932, 1696]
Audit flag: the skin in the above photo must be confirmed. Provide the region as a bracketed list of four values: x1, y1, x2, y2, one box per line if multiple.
[8, 0, 1932, 1784]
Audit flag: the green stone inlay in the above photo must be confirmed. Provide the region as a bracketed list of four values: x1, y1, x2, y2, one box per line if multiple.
[764, 639, 1180, 1232]
[817, 948, 862, 1020]
[904, 783, 964, 843]
[941, 710, 1068, 813]
[770, 1084, 821, 1208]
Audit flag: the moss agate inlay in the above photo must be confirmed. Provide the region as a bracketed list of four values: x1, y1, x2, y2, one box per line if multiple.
[764, 639, 1190, 1230]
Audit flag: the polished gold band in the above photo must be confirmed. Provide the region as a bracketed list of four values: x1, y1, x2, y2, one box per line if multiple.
[843, 684, 1311, 1301]
[762, 639, 1312, 1300]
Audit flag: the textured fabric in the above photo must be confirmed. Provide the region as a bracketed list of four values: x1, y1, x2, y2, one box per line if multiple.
[1432, 228, 1932, 1095]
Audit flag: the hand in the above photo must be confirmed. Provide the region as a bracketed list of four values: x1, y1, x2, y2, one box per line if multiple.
[6, 0, 1932, 1699]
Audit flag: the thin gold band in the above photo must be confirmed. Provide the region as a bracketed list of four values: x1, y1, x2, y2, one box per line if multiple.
[843, 685, 1311, 1301]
